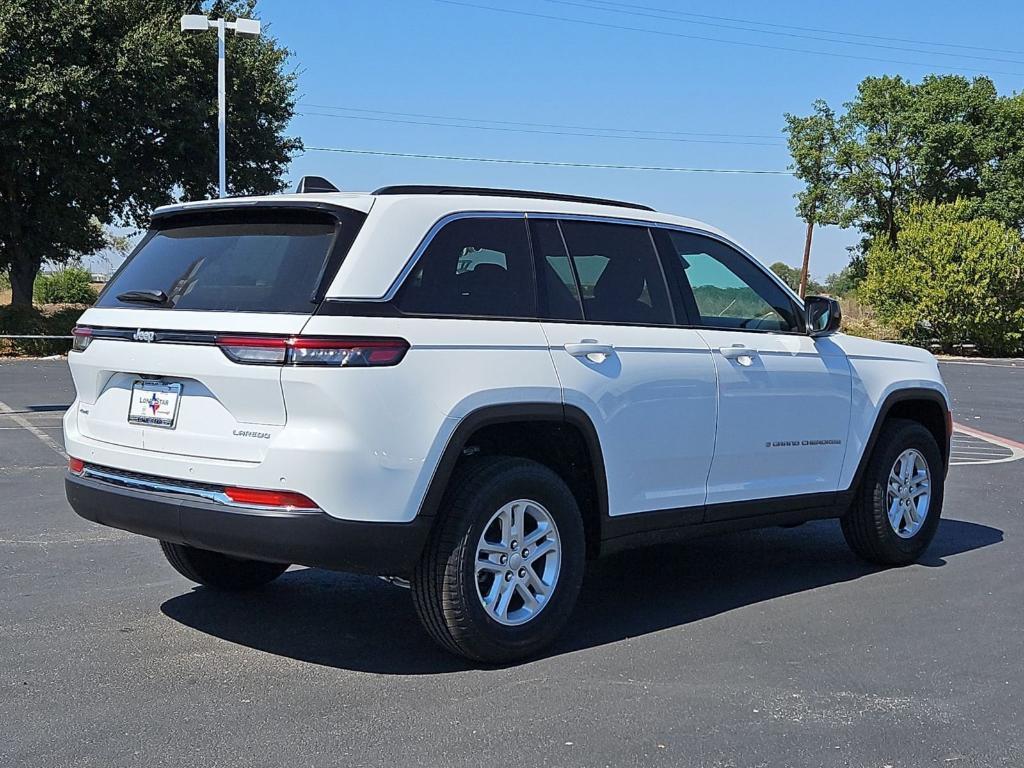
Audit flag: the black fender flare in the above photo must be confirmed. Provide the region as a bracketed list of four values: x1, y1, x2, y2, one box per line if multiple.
[415, 402, 609, 525]
[843, 386, 951, 502]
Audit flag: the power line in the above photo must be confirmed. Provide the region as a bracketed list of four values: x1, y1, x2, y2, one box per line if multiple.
[303, 146, 793, 174]
[565, 0, 1024, 58]
[296, 109, 786, 147]
[546, 0, 1024, 65]
[298, 102, 783, 140]
[431, 0, 1024, 78]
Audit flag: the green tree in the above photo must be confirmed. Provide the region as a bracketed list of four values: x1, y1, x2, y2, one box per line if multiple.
[788, 74, 1014, 297]
[784, 100, 844, 297]
[770, 261, 824, 295]
[977, 91, 1024, 231]
[835, 74, 999, 250]
[822, 259, 864, 297]
[861, 201, 1024, 356]
[0, 0, 300, 306]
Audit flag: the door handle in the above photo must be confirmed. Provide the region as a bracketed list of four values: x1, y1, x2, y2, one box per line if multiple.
[564, 341, 614, 362]
[719, 345, 757, 358]
[719, 345, 758, 365]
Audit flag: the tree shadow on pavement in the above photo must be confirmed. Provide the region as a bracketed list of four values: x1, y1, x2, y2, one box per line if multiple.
[160, 517, 1001, 675]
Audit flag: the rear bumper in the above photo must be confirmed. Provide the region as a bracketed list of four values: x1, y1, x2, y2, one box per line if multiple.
[65, 472, 431, 576]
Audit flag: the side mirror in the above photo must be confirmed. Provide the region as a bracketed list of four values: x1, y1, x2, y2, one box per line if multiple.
[805, 295, 842, 337]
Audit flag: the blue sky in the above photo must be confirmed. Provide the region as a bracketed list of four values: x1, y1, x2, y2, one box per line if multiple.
[105, 0, 1024, 278]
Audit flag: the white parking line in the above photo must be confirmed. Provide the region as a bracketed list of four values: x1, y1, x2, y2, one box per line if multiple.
[0, 399, 68, 460]
[951, 423, 1024, 466]
[939, 359, 1024, 369]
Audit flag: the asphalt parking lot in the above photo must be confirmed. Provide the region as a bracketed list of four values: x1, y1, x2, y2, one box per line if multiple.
[2, 358, 1022, 768]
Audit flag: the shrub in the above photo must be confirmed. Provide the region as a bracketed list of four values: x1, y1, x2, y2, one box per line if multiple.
[861, 201, 1024, 356]
[33, 267, 98, 305]
[839, 295, 900, 341]
[0, 304, 85, 356]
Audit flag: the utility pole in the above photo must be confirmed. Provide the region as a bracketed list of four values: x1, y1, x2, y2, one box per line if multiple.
[799, 219, 814, 299]
[180, 14, 262, 198]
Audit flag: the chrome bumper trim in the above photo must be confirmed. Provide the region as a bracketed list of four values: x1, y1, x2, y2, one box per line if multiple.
[78, 465, 319, 513]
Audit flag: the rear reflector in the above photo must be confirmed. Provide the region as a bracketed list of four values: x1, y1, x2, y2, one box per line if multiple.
[68, 457, 85, 475]
[223, 486, 319, 509]
[71, 327, 92, 352]
[216, 335, 409, 367]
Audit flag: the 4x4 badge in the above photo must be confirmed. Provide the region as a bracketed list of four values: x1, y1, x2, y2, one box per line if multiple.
[133, 329, 155, 343]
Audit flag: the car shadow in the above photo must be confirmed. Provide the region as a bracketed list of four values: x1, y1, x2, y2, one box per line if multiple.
[23, 403, 71, 412]
[160, 517, 1002, 675]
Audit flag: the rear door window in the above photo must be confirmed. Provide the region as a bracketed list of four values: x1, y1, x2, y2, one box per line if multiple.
[529, 219, 584, 321]
[558, 220, 674, 325]
[397, 217, 536, 318]
[97, 208, 360, 313]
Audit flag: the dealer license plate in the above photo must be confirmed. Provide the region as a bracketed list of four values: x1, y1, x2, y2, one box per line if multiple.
[127, 380, 182, 429]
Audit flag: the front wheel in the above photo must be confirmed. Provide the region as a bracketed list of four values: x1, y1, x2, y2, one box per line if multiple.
[841, 418, 944, 565]
[412, 457, 585, 663]
[160, 541, 290, 590]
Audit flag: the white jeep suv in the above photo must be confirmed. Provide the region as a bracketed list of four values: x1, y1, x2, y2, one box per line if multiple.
[64, 183, 951, 662]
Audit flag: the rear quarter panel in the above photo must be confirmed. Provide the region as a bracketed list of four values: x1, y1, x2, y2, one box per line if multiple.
[287, 315, 561, 523]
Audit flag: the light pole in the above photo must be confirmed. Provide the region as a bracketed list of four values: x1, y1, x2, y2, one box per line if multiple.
[180, 14, 262, 198]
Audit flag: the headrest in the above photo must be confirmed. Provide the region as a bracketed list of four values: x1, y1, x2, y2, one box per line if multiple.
[593, 256, 645, 303]
[469, 263, 506, 279]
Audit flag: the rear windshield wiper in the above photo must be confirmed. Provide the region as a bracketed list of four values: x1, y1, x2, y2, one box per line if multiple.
[116, 289, 169, 306]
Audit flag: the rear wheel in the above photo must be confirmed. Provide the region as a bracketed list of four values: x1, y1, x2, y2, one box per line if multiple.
[159, 541, 289, 590]
[841, 418, 944, 565]
[412, 457, 585, 663]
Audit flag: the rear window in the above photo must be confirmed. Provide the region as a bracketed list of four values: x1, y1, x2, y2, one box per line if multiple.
[97, 208, 363, 313]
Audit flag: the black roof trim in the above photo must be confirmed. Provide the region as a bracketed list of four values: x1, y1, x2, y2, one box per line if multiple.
[296, 175, 340, 193]
[372, 185, 655, 212]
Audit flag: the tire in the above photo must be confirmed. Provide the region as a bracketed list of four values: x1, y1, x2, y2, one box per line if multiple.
[159, 541, 290, 590]
[841, 418, 944, 565]
[411, 456, 586, 663]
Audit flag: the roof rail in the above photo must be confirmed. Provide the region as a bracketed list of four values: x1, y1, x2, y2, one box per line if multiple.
[372, 185, 654, 212]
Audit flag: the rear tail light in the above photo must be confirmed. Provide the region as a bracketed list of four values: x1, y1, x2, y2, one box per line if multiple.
[71, 327, 92, 352]
[287, 337, 409, 366]
[223, 486, 318, 509]
[216, 336, 289, 364]
[68, 457, 85, 475]
[216, 336, 409, 367]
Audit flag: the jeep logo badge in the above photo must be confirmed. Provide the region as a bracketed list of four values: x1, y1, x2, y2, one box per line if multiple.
[133, 329, 156, 343]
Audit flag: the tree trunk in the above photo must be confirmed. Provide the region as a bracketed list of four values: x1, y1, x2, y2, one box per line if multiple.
[8, 250, 40, 307]
[798, 219, 814, 299]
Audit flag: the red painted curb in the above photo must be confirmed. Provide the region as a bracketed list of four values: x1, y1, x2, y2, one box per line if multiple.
[953, 422, 1024, 452]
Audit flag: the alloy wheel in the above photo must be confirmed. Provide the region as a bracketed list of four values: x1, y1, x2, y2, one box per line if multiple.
[886, 448, 931, 539]
[474, 499, 561, 626]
